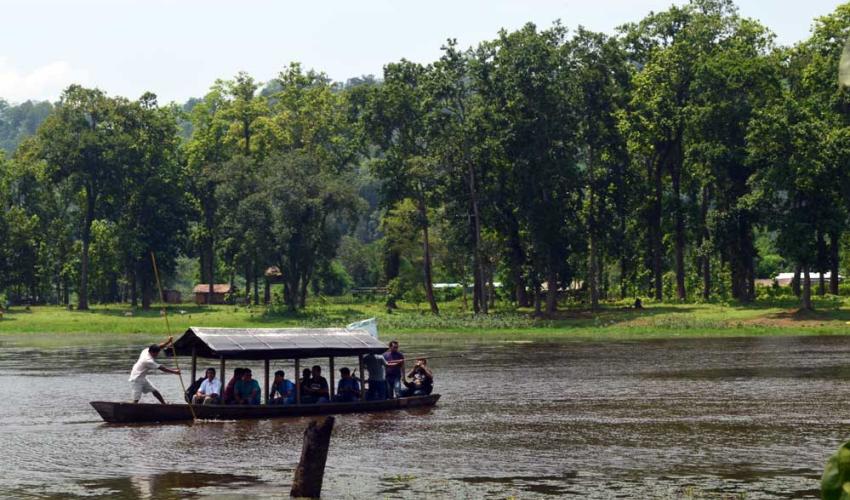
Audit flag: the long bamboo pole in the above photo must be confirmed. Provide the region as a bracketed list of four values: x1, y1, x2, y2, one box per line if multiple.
[151, 251, 197, 421]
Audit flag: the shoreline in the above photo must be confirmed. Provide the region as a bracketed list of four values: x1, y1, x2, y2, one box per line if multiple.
[1, 301, 848, 347]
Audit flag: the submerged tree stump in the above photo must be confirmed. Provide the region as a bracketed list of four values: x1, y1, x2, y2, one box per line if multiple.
[291, 416, 335, 498]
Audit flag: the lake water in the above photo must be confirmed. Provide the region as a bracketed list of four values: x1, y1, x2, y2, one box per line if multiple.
[0, 335, 847, 498]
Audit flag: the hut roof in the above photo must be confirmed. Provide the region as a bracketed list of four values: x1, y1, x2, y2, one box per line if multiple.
[172, 325, 385, 360]
[265, 266, 282, 277]
[192, 284, 232, 294]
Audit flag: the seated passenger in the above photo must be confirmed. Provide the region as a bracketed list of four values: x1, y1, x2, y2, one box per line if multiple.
[223, 367, 245, 404]
[304, 365, 330, 404]
[333, 367, 360, 402]
[192, 367, 221, 405]
[299, 368, 314, 404]
[363, 353, 388, 401]
[400, 359, 433, 397]
[234, 368, 261, 405]
[269, 370, 295, 405]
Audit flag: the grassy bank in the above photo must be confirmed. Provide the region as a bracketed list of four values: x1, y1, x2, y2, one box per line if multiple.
[1, 295, 849, 346]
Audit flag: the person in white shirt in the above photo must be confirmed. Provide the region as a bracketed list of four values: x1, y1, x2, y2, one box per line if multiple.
[129, 336, 181, 403]
[192, 368, 221, 405]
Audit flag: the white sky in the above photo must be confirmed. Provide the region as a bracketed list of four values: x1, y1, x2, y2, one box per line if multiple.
[0, 0, 844, 104]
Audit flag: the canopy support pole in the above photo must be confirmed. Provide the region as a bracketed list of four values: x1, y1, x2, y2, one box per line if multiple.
[264, 359, 270, 404]
[295, 358, 301, 405]
[220, 357, 225, 401]
[358, 354, 365, 401]
[191, 345, 197, 384]
[329, 357, 335, 400]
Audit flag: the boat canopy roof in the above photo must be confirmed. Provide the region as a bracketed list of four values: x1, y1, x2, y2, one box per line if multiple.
[173, 326, 386, 360]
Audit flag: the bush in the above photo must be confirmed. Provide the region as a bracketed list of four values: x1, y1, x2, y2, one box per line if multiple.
[313, 260, 354, 296]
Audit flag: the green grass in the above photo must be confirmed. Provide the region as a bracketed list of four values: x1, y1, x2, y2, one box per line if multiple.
[1, 294, 849, 347]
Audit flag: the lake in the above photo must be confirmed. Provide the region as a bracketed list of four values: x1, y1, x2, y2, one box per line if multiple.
[0, 335, 846, 498]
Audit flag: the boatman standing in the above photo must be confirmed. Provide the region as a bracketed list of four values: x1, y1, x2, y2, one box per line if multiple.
[129, 336, 181, 404]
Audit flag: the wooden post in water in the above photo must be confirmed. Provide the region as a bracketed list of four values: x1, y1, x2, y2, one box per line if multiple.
[290, 416, 335, 499]
[264, 359, 270, 404]
[295, 358, 301, 404]
[328, 357, 335, 400]
[358, 354, 365, 401]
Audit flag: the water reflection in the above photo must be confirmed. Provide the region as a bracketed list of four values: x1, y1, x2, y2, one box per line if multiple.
[0, 336, 847, 498]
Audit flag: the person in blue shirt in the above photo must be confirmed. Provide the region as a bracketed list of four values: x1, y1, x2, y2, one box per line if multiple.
[269, 370, 295, 405]
[234, 368, 261, 405]
[333, 367, 360, 402]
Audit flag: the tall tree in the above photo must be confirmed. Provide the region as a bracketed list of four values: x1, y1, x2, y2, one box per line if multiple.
[365, 60, 441, 314]
[570, 28, 631, 309]
[37, 86, 133, 310]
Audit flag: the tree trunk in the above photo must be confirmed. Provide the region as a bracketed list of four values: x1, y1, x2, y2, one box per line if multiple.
[507, 225, 529, 307]
[245, 263, 252, 305]
[650, 158, 663, 301]
[141, 273, 152, 310]
[700, 185, 711, 300]
[670, 156, 686, 301]
[78, 185, 95, 310]
[588, 232, 599, 310]
[285, 276, 298, 311]
[802, 265, 813, 310]
[384, 248, 400, 309]
[417, 194, 439, 315]
[253, 262, 260, 306]
[830, 231, 840, 295]
[299, 272, 309, 309]
[792, 265, 801, 297]
[130, 268, 138, 308]
[264, 279, 271, 305]
[817, 231, 827, 296]
[545, 268, 558, 314]
[468, 163, 486, 314]
[533, 280, 542, 316]
[587, 148, 599, 310]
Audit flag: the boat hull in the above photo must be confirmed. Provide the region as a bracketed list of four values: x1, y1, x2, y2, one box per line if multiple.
[90, 394, 440, 423]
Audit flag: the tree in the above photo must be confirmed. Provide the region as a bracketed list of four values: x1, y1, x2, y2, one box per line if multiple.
[486, 23, 581, 313]
[365, 60, 441, 314]
[570, 28, 631, 309]
[37, 86, 134, 310]
[118, 94, 190, 309]
[264, 152, 362, 309]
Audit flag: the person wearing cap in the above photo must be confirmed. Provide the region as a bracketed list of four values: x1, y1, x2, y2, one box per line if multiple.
[129, 336, 181, 403]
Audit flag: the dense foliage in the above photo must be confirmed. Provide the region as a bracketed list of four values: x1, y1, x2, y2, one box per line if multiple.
[1, 0, 849, 312]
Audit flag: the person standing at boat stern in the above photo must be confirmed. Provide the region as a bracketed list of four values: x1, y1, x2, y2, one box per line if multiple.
[129, 337, 181, 404]
[363, 353, 387, 400]
[383, 340, 405, 398]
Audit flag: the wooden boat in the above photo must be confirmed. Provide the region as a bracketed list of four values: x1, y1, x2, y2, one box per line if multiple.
[91, 394, 440, 423]
[90, 320, 440, 423]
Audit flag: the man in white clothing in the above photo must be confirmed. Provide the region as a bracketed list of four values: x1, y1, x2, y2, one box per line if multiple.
[192, 367, 221, 405]
[129, 336, 181, 403]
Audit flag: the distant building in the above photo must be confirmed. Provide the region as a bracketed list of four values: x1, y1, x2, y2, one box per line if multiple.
[773, 272, 843, 287]
[193, 284, 232, 304]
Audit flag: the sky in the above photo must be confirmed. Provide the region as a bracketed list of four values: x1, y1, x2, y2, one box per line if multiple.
[0, 0, 844, 104]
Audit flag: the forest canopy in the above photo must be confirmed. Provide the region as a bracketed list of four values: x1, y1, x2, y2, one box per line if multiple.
[1, 0, 849, 313]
